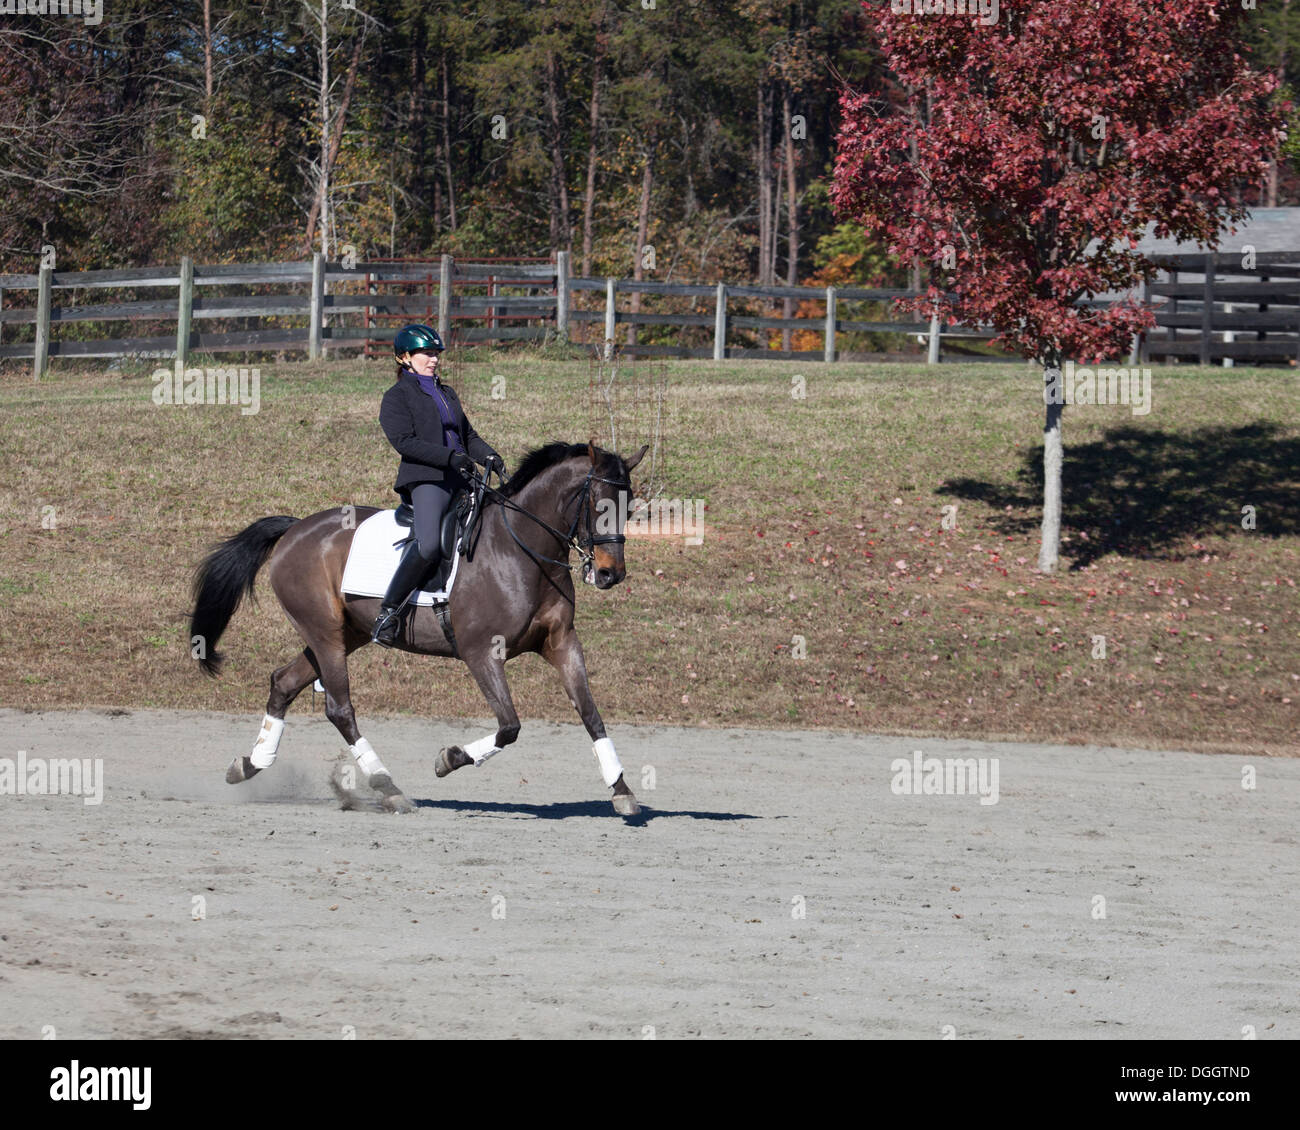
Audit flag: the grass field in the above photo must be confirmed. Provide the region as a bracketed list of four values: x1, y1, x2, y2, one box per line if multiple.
[1, 353, 1297, 755]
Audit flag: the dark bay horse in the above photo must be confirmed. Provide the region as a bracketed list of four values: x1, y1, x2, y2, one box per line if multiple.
[189, 441, 647, 816]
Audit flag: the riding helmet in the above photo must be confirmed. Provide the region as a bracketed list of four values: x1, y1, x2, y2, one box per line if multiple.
[393, 323, 445, 357]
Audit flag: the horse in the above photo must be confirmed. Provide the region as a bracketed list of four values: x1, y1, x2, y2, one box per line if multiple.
[188, 441, 648, 816]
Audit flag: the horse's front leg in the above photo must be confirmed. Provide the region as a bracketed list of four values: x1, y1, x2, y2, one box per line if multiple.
[542, 628, 640, 817]
[434, 649, 522, 778]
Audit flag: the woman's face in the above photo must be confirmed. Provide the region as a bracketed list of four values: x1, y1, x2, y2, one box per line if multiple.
[402, 349, 441, 377]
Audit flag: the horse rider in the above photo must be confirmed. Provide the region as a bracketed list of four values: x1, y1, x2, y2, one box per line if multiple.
[372, 323, 505, 646]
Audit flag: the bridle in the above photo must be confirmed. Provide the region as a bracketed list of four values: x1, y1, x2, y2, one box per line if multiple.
[476, 463, 628, 603]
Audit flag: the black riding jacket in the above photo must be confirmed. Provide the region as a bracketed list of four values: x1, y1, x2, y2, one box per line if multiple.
[379, 369, 499, 493]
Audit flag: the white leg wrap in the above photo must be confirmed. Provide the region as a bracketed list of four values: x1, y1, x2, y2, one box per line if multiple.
[251, 714, 284, 769]
[465, 734, 501, 766]
[350, 736, 386, 778]
[593, 737, 624, 788]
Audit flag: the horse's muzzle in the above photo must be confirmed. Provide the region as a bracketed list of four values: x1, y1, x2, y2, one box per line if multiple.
[593, 565, 624, 589]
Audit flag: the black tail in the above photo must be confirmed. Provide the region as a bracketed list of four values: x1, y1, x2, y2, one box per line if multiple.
[189, 516, 298, 677]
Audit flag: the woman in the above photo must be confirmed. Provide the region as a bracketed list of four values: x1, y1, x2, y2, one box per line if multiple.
[372, 323, 505, 646]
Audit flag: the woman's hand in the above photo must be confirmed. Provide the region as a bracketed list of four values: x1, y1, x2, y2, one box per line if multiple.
[449, 451, 476, 476]
[484, 453, 506, 478]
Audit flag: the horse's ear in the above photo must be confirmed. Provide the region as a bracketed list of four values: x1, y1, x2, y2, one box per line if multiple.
[624, 443, 649, 472]
[588, 437, 598, 465]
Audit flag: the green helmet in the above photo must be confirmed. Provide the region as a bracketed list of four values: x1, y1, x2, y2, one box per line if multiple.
[393, 323, 444, 358]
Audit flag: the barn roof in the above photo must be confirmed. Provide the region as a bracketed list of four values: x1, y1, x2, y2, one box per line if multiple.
[1133, 207, 1300, 259]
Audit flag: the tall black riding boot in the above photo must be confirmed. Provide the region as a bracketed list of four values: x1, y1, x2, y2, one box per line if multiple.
[371, 539, 438, 647]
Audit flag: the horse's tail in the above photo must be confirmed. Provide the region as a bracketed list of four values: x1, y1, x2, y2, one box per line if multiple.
[189, 516, 298, 677]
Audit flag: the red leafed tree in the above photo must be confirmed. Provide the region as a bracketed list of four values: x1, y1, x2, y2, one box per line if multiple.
[832, 1, 1284, 571]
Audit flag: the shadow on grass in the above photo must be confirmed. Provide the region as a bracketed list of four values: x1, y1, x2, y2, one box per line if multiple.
[413, 797, 760, 823]
[941, 421, 1300, 568]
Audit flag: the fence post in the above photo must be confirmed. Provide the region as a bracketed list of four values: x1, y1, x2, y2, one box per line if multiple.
[555, 250, 570, 342]
[604, 277, 616, 361]
[308, 252, 325, 361]
[927, 313, 941, 365]
[176, 255, 194, 369]
[0, 285, 5, 355]
[438, 254, 453, 341]
[1134, 278, 1150, 366]
[713, 282, 726, 361]
[823, 286, 836, 363]
[33, 261, 52, 380]
[1166, 268, 1177, 365]
[1199, 253, 1214, 366]
[1222, 302, 1234, 369]
[1294, 297, 1300, 368]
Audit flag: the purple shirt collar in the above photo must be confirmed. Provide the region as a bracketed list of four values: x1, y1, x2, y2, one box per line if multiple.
[407, 367, 465, 454]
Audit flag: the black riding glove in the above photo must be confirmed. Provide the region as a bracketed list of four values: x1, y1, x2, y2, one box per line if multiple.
[448, 451, 475, 477]
[484, 453, 506, 478]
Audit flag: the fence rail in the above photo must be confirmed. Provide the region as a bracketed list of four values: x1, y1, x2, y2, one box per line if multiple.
[4, 248, 1300, 376]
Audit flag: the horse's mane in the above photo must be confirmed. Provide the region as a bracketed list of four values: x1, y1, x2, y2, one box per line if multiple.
[501, 442, 625, 497]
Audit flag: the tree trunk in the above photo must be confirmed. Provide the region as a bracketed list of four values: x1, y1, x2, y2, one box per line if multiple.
[306, 34, 363, 255]
[1038, 364, 1064, 572]
[581, 23, 607, 279]
[1268, 0, 1290, 208]
[757, 81, 772, 285]
[544, 48, 571, 253]
[409, 24, 427, 232]
[772, 153, 783, 344]
[782, 83, 799, 351]
[628, 149, 654, 346]
[316, 0, 329, 257]
[442, 51, 458, 232]
[202, 0, 213, 118]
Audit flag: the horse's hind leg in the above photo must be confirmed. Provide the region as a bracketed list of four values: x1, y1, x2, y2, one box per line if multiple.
[226, 650, 319, 784]
[315, 632, 415, 814]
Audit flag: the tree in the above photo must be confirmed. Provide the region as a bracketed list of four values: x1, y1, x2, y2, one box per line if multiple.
[833, 0, 1283, 572]
[0, 0, 878, 281]
[0, 7, 180, 265]
[295, 1, 377, 257]
[1242, 0, 1300, 204]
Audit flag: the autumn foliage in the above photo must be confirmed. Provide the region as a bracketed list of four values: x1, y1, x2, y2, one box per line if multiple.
[832, 0, 1285, 365]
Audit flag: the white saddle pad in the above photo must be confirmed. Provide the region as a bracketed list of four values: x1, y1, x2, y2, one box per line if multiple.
[340, 509, 462, 605]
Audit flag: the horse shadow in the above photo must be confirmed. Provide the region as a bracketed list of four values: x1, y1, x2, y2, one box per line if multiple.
[940, 421, 1300, 568]
[412, 797, 761, 824]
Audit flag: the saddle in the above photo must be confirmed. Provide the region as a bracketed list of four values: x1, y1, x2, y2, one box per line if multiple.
[392, 488, 483, 594]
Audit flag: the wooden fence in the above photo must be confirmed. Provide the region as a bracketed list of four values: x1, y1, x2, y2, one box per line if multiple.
[0, 252, 983, 376]
[1138, 251, 1300, 366]
[3, 249, 1299, 377]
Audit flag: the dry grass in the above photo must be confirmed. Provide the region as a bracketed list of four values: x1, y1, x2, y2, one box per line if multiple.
[1, 353, 1297, 755]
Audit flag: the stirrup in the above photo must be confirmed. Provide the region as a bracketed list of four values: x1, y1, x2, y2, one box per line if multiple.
[371, 604, 405, 647]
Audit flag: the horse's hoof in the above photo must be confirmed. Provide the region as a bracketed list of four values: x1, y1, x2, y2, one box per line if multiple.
[435, 746, 472, 778]
[226, 756, 260, 785]
[368, 772, 416, 814]
[612, 791, 641, 817]
[381, 792, 416, 815]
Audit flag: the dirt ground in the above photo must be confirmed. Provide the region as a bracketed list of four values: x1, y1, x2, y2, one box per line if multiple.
[1, 706, 1296, 1040]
